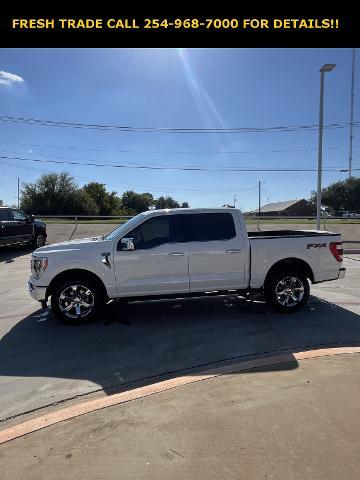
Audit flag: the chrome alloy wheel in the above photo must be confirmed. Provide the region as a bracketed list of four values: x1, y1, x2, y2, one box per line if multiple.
[274, 276, 305, 307]
[58, 284, 95, 319]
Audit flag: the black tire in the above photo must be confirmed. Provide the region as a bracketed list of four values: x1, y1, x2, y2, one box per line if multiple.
[51, 277, 104, 324]
[30, 231, 46, 250]
[264, 269, 310, 313]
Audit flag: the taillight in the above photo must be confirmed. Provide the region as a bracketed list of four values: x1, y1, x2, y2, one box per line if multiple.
[329, 241, 343, 262]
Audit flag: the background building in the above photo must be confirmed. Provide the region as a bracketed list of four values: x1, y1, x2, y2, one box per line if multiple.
[249, 199, 316, 217]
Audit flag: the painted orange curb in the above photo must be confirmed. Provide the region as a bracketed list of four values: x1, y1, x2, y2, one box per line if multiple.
[1, 345, 360, 445]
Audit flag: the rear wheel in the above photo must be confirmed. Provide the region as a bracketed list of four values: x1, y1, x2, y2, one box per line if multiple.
[264, 270, 309, 313]
[51, 277, 104, 324]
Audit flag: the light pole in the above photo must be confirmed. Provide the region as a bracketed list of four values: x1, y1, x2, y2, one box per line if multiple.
[316, 63, 336, 230]
[17, 177, 20, 209]
[349, 48, 356, 179]
[257, 180, 265, 230]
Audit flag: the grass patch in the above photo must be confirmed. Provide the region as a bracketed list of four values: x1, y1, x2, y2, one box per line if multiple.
[41, 218, 128, 225]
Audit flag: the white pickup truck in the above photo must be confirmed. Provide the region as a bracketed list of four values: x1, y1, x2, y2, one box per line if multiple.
[28, 208, 345, 324]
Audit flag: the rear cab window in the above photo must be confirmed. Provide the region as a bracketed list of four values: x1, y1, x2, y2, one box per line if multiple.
[180, 213, 236, 242]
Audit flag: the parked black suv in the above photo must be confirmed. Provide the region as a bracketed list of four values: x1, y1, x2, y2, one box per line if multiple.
[0, 207, 47, 249]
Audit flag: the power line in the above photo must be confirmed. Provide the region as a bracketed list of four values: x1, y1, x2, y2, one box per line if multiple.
[0, 159, 260, 196]
[0, 149, 177, 169]
[2, 148, 358, 172]
[0, 155, 354, 173]
[0, 139, 359, 156]
[0, 115, 359, 134]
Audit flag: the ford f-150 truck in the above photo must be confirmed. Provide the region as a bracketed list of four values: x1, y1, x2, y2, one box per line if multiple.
[28, 208, 345, 324]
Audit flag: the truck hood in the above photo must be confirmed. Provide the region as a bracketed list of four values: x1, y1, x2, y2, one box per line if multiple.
[34, 236, 107, 254]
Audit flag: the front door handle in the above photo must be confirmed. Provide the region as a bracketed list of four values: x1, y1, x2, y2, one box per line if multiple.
[226, 249, 242, 254]
[169, 252, 185, 257]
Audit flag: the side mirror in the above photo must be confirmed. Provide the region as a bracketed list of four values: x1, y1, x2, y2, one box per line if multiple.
[29, 214, 35, 222]
[120, 237, 135, 251]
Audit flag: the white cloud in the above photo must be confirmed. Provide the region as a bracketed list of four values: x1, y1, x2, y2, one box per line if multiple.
[0, 70, 25, 87]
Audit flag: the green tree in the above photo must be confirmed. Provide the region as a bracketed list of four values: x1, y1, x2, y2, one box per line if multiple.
[21, 172, 98, 215]
[82, 182, 122, 215]
[181, 202, 190, 208]
[155, 196, 180, 209]
[121, 191, 154, 214]
[309, 178, 360, 212]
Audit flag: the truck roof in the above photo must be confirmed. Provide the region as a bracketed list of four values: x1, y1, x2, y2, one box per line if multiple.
[142, 207, 241, 216]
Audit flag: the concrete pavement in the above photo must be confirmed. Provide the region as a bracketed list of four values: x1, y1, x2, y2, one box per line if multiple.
[2, 352, 360, 480]
[1, 240, 360, 479]
[1, 247, 360, 423]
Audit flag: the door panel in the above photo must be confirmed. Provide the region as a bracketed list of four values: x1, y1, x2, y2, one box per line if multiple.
[181, 213, 247, 292]
[114, 243, 189, 296]
[9, 209, 33, 242]
[189, 239, 246, 291]
[0, 210, 15, 245]
[0, 223, 12, 245]
[114, 214, 189, 296]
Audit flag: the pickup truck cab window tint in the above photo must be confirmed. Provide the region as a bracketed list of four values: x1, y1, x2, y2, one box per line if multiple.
[0, 210, 10, 221]
[11, 209, 27, 221]
[127, 215, 178, 250]
[181, 213, 236, 242]
[105, 214, 144, 241]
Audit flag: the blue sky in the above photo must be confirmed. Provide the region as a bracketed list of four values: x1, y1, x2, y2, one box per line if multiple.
[0, 48, 358, 211]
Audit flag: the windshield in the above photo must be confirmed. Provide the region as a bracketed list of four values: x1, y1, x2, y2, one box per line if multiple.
[104, 214, 144, 241]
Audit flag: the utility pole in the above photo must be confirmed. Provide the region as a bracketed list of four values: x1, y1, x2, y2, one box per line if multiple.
[258, 180, 261, 216]
[17, 177, 20, 209]
[317, 64, 336, 230]
[349, 48, 356, 179]
[257, 181, 265, 230]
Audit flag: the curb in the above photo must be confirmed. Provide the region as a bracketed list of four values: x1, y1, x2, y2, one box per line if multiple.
[1, 346, 360, 446]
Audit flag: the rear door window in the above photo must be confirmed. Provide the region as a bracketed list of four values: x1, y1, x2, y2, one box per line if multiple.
[181, 213, 236, 242]
[0, 210, 10, 221]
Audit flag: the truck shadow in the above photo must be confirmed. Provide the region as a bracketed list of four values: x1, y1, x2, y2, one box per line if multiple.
[1, 295, 360, 420]
[0, 245, 31, 264]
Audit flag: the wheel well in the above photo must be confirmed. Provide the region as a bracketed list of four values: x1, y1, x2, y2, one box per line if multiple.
[34, 227, 46, 235]
[47, 269, 107, 299]
[264, 258, 314, 288]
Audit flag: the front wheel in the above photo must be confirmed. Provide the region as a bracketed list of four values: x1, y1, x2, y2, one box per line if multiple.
[264, 270, 310, 313]
[30, 231, 46, 250]
[51, 278, 104, 324]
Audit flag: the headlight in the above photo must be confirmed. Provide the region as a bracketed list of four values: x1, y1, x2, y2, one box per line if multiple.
[31, 256, 48, 279]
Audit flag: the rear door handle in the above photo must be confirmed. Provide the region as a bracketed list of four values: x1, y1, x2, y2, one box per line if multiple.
[226, 249, 242, 254]
[169, 252, 185, 257]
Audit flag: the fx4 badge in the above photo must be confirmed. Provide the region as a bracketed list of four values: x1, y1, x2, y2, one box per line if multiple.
[307, 243, 326, 249]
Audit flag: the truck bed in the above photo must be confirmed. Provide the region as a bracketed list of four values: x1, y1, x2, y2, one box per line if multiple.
[248, 230, 339, 239]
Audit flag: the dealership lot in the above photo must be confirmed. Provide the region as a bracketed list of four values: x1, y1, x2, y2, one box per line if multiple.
[1, 236, 360, 423]
[1, 237, 360, 478]
[3, 353, 360, 480]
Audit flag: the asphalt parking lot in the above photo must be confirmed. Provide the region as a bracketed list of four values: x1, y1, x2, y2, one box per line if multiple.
[1, 245, 360, 478]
